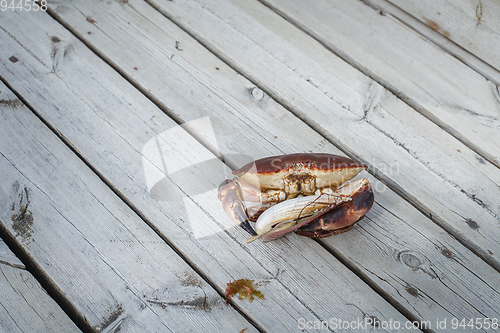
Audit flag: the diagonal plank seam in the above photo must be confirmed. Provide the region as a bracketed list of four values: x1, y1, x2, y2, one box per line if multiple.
[344, 261, 431, 333]
[37, 13, 500, 332]
[47, 5, 229, 168]
[365, 118, 498, 221]
[3, 8, 419, 330]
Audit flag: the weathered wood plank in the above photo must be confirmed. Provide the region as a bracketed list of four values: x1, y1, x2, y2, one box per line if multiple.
[149, 0, 500, 270]
[1, 239, 81, 333]
[0, 85, 255, 331]
[0, 8, 414, 333]
[234, 0, 500, 170]
[4, 1, 500, 331]
[386, 0, 500, 73]
[366, 0, 500, 85]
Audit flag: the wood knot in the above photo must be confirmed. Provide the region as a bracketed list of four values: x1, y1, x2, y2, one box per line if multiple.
[398, 250, 421, 270]
[441, 248, 453, 258]
[397, 249, 438, 279]
[406, 285, 419, 297]
[465, 218, 479, 230]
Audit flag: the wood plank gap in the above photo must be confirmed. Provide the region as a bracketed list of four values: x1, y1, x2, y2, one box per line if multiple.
[0, 223, 89, 333]
[145, 0, 500, 274]
[255, 0, 500, 170]
[0, 74, 265, 333]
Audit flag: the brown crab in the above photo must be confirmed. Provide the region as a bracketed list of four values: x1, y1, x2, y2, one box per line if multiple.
[218, 153, 374, 242]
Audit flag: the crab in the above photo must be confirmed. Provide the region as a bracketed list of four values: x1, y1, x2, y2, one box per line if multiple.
[217, 153, 374, 242]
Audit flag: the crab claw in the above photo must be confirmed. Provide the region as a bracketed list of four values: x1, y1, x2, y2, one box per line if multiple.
[250, 178, 373, 242]
[248, 193, 351, 242]
[295, 178, 374, 238]
[218, 179, 257, 235]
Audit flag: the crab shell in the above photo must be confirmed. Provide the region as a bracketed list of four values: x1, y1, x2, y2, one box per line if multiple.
[234, 153, 367, 199]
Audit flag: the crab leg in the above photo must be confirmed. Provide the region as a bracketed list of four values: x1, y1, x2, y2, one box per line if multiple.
[218, 179, 256, 235]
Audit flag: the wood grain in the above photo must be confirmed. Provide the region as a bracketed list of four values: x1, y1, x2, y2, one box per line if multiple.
[1, 1, 499, 331]
[0, 84, 255, 331]
[1, 239, 80, 333]
[149, 0, 500, 270]
[0, 239, 24, 270]
[252, 0, 500, 169]
[365, 0, 500, 86]
[386, 0, 500, 72]
[0, 8, 413, 332]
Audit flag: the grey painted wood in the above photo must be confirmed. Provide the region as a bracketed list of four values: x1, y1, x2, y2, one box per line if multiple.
[149, 0, 500, 271]
[0, 8, 413, 333]
[1, 1, 499, 331]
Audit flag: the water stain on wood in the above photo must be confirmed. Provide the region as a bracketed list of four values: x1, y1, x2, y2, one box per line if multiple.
[146, 275, 218, 312]
[424, 18, 450, 38]
[148, 296, 208, 310]
[181, 274, 205, 288]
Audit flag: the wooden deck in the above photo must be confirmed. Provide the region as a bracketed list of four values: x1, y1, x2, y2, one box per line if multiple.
[1, 0, 499, 332]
